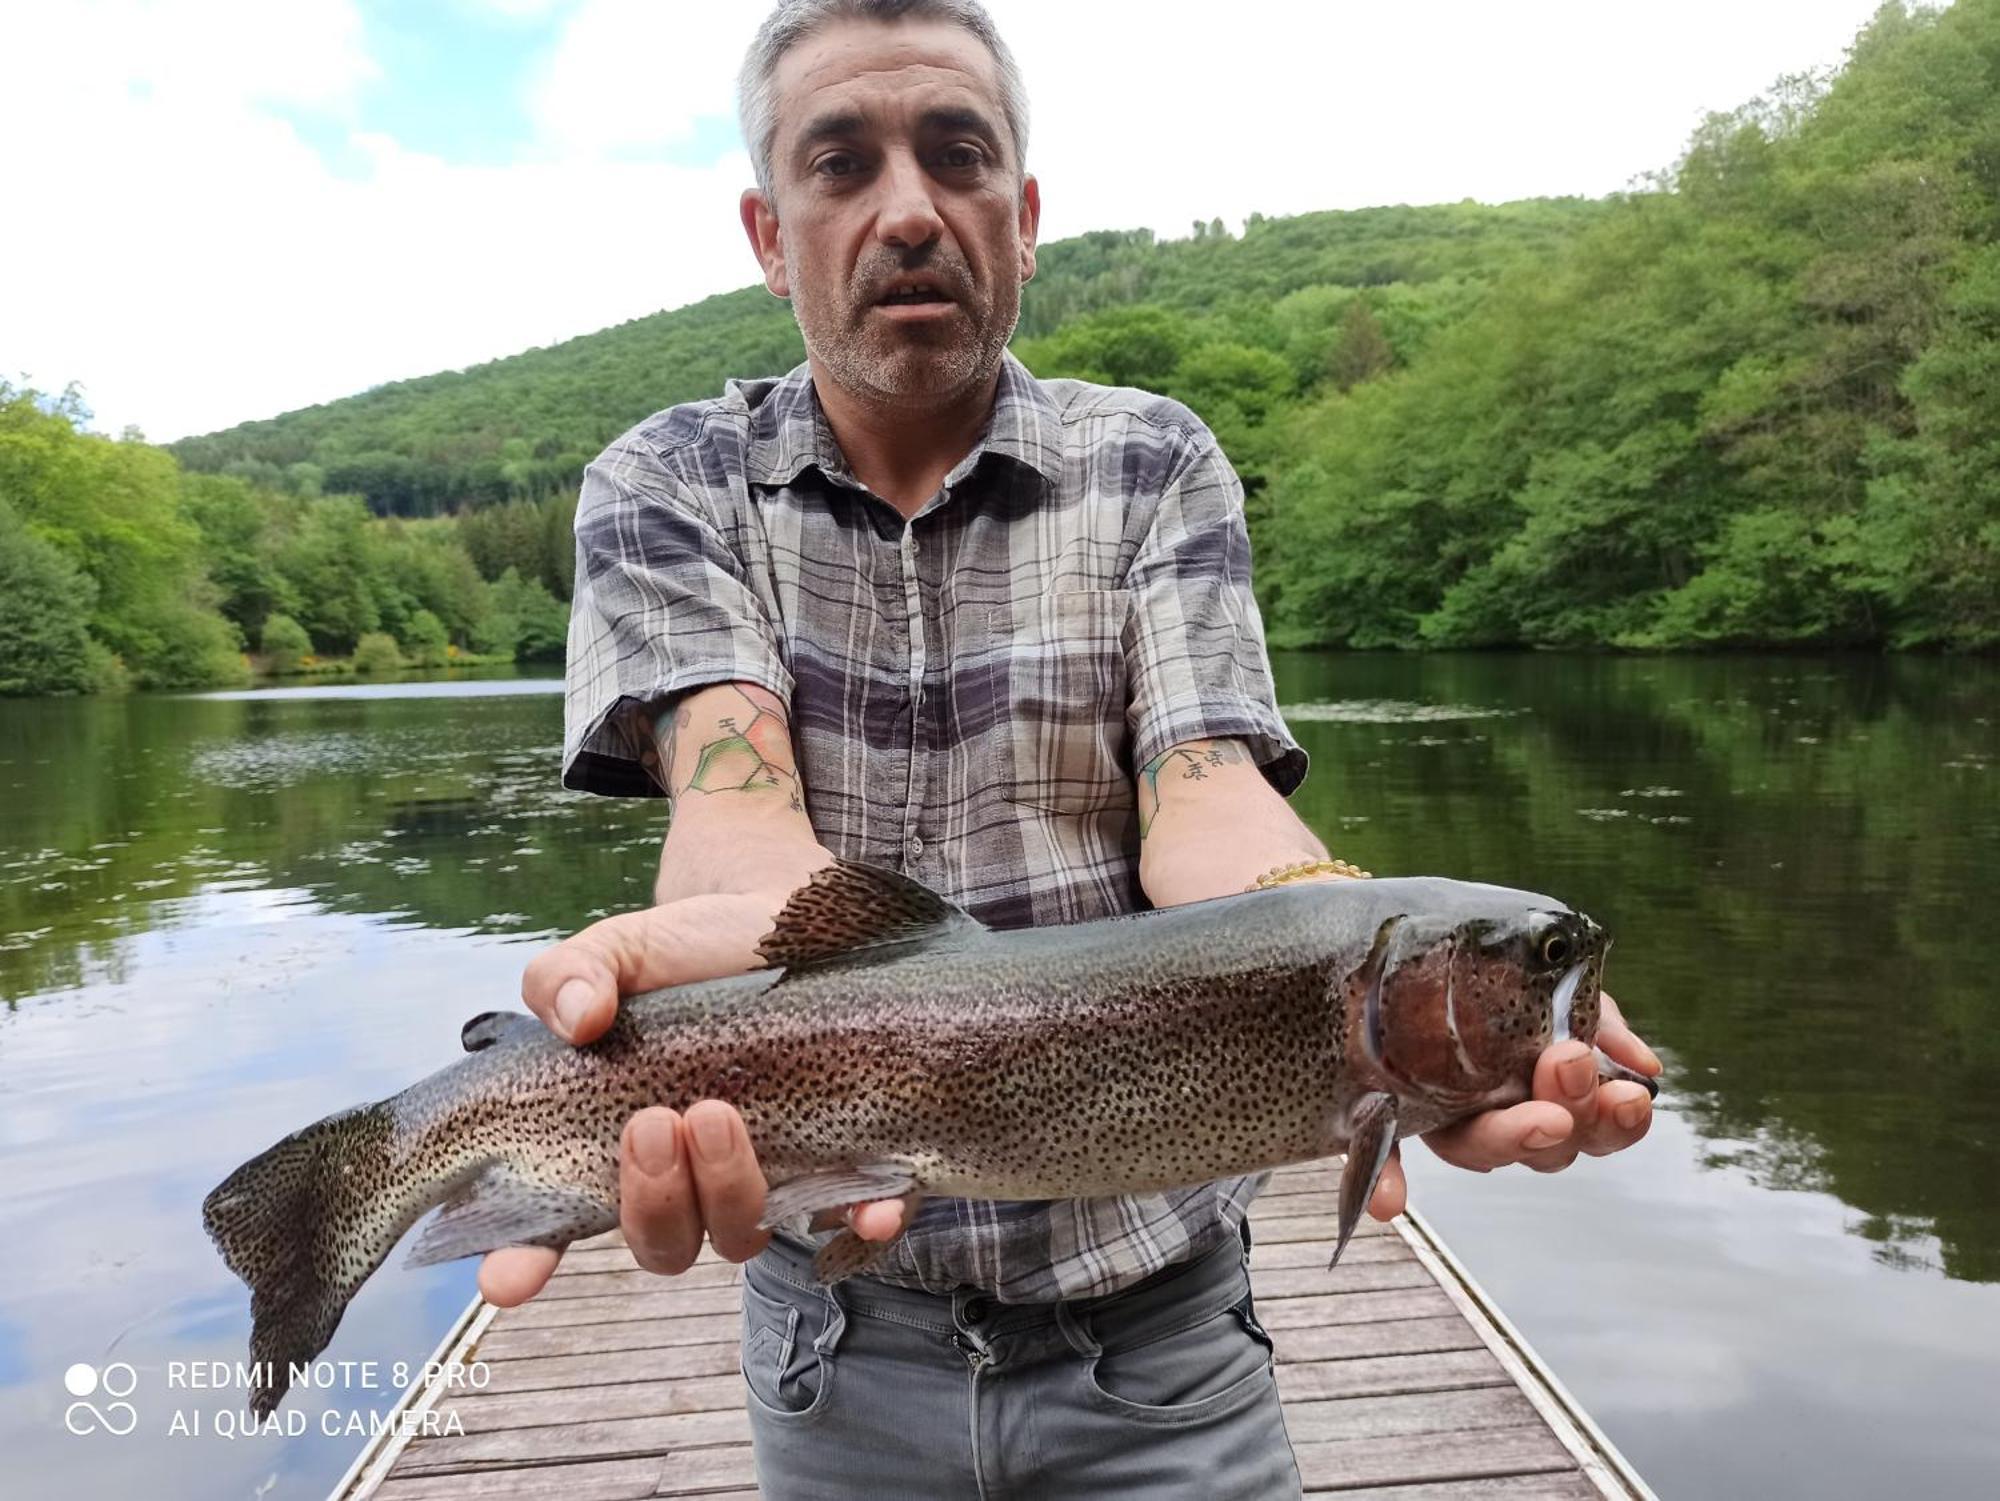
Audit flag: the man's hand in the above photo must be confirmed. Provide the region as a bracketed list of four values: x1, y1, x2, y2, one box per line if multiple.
[476, 891, 917, 1308]
[1364, 991, 1661, 1221]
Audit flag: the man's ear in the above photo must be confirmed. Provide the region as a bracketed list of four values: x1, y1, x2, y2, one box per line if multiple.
[1017, 173, 1041, 284]
[741, 189, 790, 298]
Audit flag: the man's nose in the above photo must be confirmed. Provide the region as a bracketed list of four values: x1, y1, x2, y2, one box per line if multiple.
[873, 150, 944, 250]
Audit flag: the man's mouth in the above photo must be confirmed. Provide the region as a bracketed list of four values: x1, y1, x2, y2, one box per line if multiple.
[876, 280, 954, 306]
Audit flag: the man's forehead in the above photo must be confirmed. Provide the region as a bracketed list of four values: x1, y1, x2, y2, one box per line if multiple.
[773, 19, 1004, 139]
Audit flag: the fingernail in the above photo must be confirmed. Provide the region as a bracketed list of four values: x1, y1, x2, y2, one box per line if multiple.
[1524, 1126, 1566, 1151]
[554, 979, 593, 1040]
[1637, 1042, 1663, 1075]
[1558, 1054, 1594, 1101]
[689, 1110, 734, 1164]
[1615, 1096, 1649, 1130]
[631, 1114, 679, 1176]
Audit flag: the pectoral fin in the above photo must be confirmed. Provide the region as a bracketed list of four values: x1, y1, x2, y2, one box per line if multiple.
[1334, 1092, 1399, 1269]
[405, 1163, 614, 1266]
[812, 1230, 896, 1284]
[758, 1164, 922, 1230]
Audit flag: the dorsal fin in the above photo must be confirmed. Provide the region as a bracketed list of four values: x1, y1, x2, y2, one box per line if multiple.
[460, 1010, 545, 1052]
[757, 859, 985, 975]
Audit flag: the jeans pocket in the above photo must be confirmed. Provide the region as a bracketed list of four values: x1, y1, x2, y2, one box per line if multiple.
[1082, 1289, 1278, 1424]
[741, 1265, 838, 1422]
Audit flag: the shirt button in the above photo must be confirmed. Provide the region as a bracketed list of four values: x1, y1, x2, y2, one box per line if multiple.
[906, 834, 924, 861]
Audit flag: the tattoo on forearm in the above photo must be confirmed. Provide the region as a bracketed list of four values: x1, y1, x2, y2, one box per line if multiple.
[1137, 739, 1249, 838]
[647, 685, 806, 814]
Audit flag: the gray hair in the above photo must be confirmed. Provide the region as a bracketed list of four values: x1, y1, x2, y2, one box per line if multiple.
[738, 0, 1030, 198]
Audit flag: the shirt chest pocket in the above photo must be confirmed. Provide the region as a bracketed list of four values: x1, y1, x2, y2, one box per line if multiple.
[985, 589, 1136, 816]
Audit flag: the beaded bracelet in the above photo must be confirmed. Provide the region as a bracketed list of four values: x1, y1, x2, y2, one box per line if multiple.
[1248, 857, 1373, 891]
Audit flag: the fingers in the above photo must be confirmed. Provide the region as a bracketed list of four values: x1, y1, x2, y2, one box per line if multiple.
[1424, 1034, 1658, 1177]
[522, 896, 773, 1046]
[621, 1107, 705, 1275]
[1367, 1144, 1406, 1221]
[849, 1191, 922, 1242]
[683, 1101, 772, 1264]
[1595, 990, 1663, 1077]
[478, 1246, 562, 1307]
[1423, 1098, 1575, 1173]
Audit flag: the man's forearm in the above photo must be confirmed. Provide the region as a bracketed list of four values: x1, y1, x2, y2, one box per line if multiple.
[1136, 738, 1333, 907]
[639, 681, 832, 908]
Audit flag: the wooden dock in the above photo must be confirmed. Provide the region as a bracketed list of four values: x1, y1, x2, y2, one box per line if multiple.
[331, 1162, 1653, 1500]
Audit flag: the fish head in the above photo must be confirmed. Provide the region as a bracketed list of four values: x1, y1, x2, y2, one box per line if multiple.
[1359, 891, 1608, 1107]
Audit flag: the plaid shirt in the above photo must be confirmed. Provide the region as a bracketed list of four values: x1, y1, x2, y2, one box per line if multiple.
[564, 350, 1307, 1301]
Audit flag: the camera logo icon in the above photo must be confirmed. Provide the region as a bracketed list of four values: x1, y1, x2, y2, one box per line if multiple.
[64, 1362, 139, 1436]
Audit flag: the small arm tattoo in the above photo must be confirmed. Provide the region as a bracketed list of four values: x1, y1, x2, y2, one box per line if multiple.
[643, 684, 805, 813]
[1137, 738, 1250, 838]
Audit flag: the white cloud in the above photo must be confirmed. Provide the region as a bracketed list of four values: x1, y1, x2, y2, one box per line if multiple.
[528, 0, 761, 155]
[0, 0, 1889, 441]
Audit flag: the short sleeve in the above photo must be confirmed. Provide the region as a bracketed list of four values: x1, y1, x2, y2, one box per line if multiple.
[1121, 439, 1307, 795]
[562, 436, 794, 797]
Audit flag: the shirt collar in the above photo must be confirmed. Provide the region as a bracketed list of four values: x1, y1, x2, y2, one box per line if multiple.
[742, 349, 1062, 494]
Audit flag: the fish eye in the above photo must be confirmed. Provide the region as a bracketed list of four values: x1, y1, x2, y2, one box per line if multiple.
[1540, 932, 1571, 967]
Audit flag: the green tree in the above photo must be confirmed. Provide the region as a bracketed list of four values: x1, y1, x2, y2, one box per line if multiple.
[352, 631, 404, 674]
[0, 499, 106, 695]
[1327, 298, 1395, 390]
[259, 612, 312, 674]
[403, 608, 450, 666]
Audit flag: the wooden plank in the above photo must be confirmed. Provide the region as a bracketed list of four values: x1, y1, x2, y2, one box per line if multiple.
[1293, 1424, 1576, 1491]
[372, 1458, 663, 1500]
[473, 1313, 740, 1362]
[1245, 1213, 1346, 1244]
[1282, 1387, 1540, 1444]
[398, 1406, 752, 1473]
[1275, 1349, 1509, 1403]
[472, 1344, 742, 1397]
[1259, 1167, 1344, 1195]
[538, 1263, 743, 1296]
[1317, 1476, 1602, 1501]
[1258, 1288, 1458, 1329]
[446, 1375, 749, 1433]
[1251, 1236, 1411, 1270]
[350, 1175, 1649, 1501]
[1271, 1315, 1484, 1364]
[649, 1444, 758, 1497]
[501, 1287, 745, 1328]
[1255, 1261, 1435, 1298]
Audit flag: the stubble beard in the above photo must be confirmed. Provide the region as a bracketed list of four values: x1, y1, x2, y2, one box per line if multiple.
[787, 248, 1021, 415]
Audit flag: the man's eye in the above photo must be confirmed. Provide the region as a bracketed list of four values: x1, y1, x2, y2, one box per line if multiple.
[939, 144, 984, 170]
[815, 154, 858, 178]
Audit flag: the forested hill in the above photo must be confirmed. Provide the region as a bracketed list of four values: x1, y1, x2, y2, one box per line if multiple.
[167, 198, 1600, 516]
[5, 0, 1993, 703]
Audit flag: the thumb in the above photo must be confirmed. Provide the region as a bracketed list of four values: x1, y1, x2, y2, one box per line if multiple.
[523, 895, 776, 1045]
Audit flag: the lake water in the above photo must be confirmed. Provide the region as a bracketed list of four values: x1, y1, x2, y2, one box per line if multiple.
[2, 654, 1995, 1499]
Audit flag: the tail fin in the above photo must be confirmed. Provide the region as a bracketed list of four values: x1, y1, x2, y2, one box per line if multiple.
[202, 1102, 411, 1417]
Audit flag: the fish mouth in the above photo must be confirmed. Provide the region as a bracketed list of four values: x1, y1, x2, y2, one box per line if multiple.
[1550, 961, 1587, 1044]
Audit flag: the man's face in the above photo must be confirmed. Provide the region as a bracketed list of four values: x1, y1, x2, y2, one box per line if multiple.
[742, 19, 1039, 411]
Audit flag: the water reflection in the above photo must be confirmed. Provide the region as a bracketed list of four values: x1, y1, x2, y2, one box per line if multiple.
[1269, 653, 2000, 1284]
[0, 657, 1995, 1499]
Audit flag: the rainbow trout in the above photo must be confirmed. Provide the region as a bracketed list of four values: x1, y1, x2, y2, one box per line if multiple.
[205, 859, 1650, 1415]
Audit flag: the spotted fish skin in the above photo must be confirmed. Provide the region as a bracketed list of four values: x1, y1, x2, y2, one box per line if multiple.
[204, 859, 1616, 1415]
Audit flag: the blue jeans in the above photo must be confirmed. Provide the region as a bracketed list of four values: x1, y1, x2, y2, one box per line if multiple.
[740, 1226, 1302, 1500]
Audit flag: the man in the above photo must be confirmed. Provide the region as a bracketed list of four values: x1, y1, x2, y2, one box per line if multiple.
[480, 1, 1659, 1495]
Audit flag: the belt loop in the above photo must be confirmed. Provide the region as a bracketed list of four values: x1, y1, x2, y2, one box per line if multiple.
[1054, 1300, 1099, 1358]
[812, 1279, 848, 1357]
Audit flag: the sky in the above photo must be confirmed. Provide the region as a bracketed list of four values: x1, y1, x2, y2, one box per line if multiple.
[1, 0, 1894, 442]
